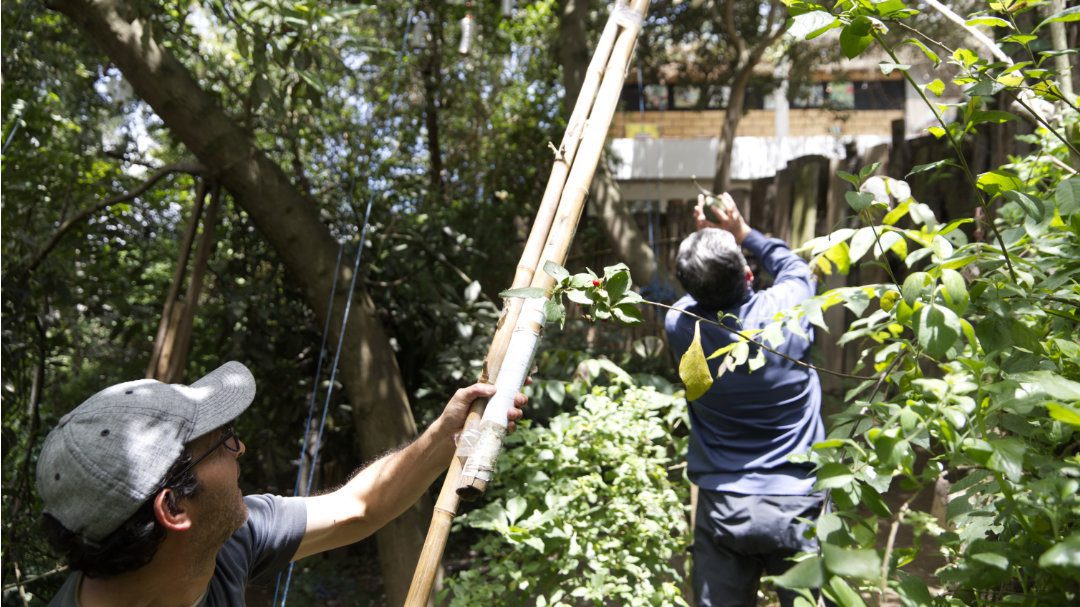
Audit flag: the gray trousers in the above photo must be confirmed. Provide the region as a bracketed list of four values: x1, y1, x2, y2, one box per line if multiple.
[693, 489, 825, 607]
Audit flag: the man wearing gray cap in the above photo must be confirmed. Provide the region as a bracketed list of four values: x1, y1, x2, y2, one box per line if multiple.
[36, 361, 526, 606]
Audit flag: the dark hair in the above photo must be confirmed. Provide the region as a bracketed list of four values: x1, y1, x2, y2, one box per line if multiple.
[41, 453, 200, 578]
[675, 228, 749, 309]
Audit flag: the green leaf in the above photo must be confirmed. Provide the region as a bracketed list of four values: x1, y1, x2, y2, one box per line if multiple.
[837, 170, 861, 188]
[848, 227, 877, 264]
[1056, 176, 1080, 215]
[769, 556, 824, 589]
[903, 38, 940, 66]
[895, 571, 933, 607]
[1013, 371, 1080, 401]
[565, 289, 594, 305]
[1003, 190, 1045, 221]
[816, 462, 855, 489]
[822, 544, 882, 580]
[1046, 403, 1080, 427]
[976, 169, 1023, 197]
[544, 260, 570, 282]
[845, 191, 875, 212]
[500, 287, 546, 299]
[927, 126, 946, 139]
[879, 62, 910, 75]
[940, 268, 968, 314]
[901, 271, 932, 305]
[971, 110, 1017, 125]
[1035, 5, 1080, 31]
[840, 17, 874, 59]
[1001, 34, 1037, 45]
[971, 552, 1010, 570]
[925, 78, 945, 96]
[824, 575, 868, 607]
[965, 16, 1012, 28]
[1038, 533, 1080, 572]
[544, 299, 566, 329]
[612, 303, 644, 325]
[860, 483, 892, 518]
[906, 159, 954, 176]
[953, 47, 979, 68]
[787, 10, 837, 39]
[506, 496, 528, 524]
[915, 304, 961, 359]
[987, 438, 1025, 482]
[679, 322, 712, 401]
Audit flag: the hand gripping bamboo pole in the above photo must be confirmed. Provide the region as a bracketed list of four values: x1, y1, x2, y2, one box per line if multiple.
[404, 2, 649, 605]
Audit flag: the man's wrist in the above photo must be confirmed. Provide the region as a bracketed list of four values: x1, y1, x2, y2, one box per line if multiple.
[735, 223, 752, 244]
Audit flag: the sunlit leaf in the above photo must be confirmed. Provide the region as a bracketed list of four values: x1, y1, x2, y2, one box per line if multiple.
[679, 322, 712, 401]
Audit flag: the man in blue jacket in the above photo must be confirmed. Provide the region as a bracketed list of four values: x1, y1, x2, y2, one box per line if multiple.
[664, 193, 825, 607]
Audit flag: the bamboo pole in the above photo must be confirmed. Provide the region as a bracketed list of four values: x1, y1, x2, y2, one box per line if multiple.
[403, 2, 649, 605]
[457, 0, 649, 497]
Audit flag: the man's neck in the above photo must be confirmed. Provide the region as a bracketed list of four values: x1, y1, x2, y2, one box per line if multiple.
[77, 538, 215, 607]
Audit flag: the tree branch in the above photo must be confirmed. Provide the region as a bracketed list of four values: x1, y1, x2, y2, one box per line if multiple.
[23, 160, 204, 273]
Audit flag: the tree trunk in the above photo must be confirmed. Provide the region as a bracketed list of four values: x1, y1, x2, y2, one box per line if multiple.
[49, 0, 426, 601]
[421, 6, 445, 205]
[591, 161, 672, 290]
[711, 60, 752, 194]
[558, 0, 592, 105]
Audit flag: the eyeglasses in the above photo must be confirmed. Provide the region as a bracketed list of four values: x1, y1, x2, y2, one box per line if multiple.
[164, 424, 241, 486]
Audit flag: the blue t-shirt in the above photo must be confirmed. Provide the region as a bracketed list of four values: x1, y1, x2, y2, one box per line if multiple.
[48, 494, 307, 606]
[665, 229, 824, 495]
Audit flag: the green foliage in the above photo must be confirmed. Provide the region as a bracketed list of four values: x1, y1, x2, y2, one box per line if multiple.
[767, 3, 1080, 604]
[443, 364, 690, 606]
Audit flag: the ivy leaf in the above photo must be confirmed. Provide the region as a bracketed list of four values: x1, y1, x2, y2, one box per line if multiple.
[679, 322, 712, 401]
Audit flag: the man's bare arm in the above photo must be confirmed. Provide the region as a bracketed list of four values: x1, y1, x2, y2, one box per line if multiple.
[292, 383, 525, 560]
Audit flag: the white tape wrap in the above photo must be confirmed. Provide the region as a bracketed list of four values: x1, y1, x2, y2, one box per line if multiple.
[611, 3, 643, 34]
[480, 297, 547, 425]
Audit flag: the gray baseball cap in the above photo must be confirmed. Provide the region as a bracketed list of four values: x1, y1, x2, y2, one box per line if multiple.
[35, 361, 256, 541]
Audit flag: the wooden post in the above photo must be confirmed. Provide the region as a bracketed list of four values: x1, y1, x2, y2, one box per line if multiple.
[147, 178, 207, 379]
[403, 2, 651, 604]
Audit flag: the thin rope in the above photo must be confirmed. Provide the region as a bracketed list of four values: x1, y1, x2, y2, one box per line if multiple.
[274, 6, 416, 605]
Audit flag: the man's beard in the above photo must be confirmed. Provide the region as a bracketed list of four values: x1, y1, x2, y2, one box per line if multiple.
[189, 479, 248, 564]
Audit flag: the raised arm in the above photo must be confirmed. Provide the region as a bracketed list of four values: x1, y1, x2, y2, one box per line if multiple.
[697, 193, 815, 305]
[292, 383, 526, 560]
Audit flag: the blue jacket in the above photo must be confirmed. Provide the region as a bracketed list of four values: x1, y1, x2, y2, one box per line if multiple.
[664, 229, 824, 495]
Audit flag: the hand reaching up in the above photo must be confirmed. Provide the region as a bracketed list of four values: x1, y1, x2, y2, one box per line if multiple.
[694, 192, 751, 244]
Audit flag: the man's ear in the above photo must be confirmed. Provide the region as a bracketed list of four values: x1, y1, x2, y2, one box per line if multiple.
[154, 489, 193, 532]
[744, 265, 754, 286]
